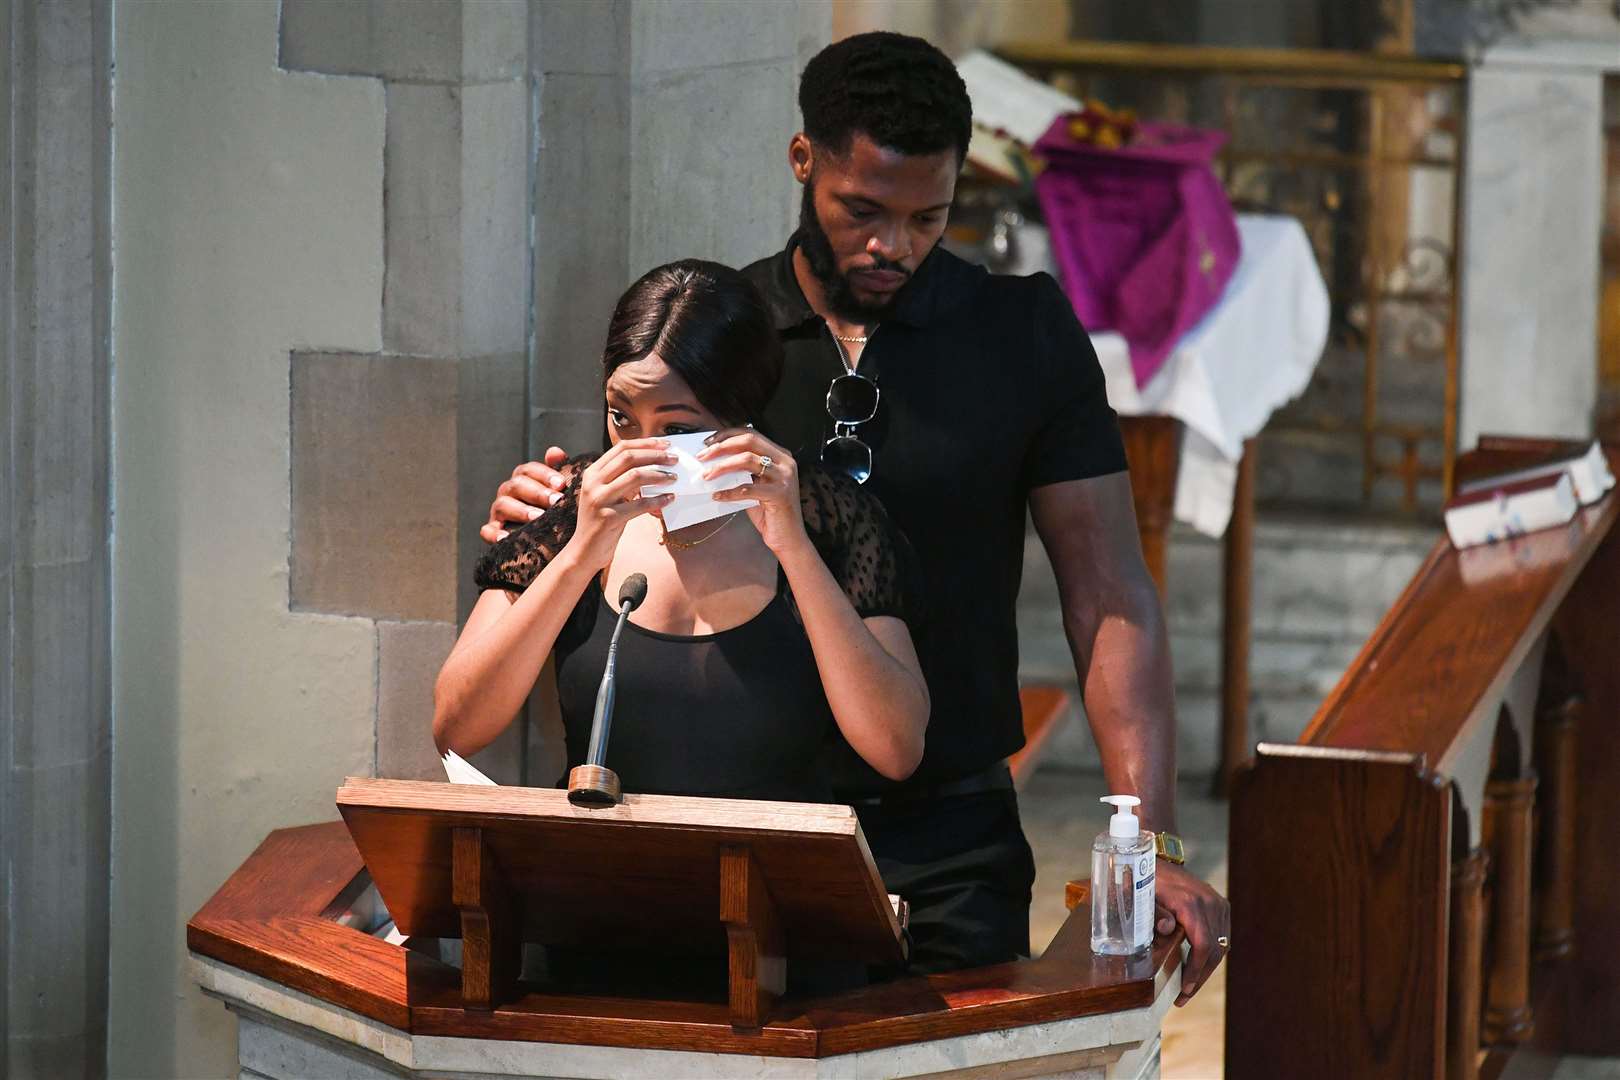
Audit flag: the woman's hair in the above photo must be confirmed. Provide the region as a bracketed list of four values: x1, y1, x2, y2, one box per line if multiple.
[602, 259, 784, 427]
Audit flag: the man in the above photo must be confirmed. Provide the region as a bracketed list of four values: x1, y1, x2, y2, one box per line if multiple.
[485, 32, 1229, 1003]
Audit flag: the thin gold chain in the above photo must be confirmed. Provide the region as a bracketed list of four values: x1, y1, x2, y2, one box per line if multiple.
[659, 512, 740, 550]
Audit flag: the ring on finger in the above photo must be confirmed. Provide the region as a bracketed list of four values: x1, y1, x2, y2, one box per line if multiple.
[755, 454, 773, 481]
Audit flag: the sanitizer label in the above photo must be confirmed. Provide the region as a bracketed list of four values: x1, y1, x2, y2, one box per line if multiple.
[1133, 852, 1155, 950]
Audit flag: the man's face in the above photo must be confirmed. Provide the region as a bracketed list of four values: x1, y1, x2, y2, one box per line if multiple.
[793, 132, 959, 321]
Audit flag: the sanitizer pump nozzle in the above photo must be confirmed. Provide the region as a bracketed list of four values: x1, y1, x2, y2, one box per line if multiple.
[1101, 794, 1142, 839]
[1100, 795, 1141, 883]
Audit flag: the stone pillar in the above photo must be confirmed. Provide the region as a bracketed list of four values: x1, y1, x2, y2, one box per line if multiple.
[1458, 40, 1617, 448]
[1, 0, 113, 1075]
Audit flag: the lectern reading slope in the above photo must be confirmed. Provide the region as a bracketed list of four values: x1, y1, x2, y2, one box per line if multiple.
[335, 777, 906, 1028]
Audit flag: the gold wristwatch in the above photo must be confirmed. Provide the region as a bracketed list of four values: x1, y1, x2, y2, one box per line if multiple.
[1155, 832, 1186, 865]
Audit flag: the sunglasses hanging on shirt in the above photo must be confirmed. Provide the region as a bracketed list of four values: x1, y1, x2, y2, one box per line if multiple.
[822, 370, 879, 484]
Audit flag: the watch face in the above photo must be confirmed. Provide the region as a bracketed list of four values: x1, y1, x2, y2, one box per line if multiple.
[1159, 834, 1186, 863]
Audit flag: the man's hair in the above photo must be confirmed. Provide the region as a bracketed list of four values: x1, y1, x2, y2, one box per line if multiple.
[602, 260, 783, 428]
[799, 32, 971, 163]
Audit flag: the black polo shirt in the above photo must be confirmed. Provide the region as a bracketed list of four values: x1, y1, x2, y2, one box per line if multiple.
[743, 238, 1128, 795]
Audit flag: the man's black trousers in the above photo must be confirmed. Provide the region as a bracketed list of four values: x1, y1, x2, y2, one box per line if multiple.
[854, 788, 1038, 974]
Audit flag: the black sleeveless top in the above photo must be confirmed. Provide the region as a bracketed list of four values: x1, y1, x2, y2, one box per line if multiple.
[473, 462, 923, 803]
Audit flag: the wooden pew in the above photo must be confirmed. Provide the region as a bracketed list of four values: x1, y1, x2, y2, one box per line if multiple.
[1226, 438, 1620, 1079]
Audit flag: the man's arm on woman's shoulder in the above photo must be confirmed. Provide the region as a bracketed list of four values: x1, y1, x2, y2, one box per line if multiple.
[481, 445, 572, 543]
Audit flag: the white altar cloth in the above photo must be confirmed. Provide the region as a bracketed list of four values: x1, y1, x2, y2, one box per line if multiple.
[1089, 214, 1330, 537]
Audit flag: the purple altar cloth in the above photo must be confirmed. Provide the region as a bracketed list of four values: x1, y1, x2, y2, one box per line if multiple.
[1035, 119, 1241, 388]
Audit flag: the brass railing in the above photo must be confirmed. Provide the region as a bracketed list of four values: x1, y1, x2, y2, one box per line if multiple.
[997, 41, 1468, 513]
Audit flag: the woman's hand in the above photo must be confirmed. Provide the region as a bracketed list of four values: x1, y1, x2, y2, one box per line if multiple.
[564, 438, 678, 570]
[700, 428, 807, 557]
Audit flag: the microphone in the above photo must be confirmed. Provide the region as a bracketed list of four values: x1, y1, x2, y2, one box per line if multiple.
[568, 573, 647, 807]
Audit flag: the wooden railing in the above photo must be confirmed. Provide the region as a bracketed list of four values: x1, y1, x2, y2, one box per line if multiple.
[1225, 437, 1620, 1077]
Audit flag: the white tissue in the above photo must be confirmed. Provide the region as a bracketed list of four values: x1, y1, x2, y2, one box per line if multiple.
[638, 430, 757, 531]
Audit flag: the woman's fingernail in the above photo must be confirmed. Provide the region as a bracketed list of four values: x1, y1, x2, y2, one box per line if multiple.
[528, 506, 545, 519]
[547, 492, 563, 507]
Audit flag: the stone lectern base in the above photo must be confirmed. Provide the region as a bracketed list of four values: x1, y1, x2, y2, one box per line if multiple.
[194, 953, 1172, 1080]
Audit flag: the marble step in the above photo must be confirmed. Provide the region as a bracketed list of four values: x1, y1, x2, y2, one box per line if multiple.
[1016, 512, 1440, 777]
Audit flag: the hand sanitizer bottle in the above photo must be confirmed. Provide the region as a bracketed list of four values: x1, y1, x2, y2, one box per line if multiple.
[1091, 795, 1156, 956]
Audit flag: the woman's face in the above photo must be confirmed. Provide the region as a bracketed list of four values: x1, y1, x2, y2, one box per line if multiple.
[604, 353, 728, 444]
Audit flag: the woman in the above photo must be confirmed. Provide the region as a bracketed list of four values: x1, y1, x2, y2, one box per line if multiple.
[433, 260, 928, 802]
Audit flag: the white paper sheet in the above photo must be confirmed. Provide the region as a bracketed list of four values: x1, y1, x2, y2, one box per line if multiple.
[441, 749, 497, 786]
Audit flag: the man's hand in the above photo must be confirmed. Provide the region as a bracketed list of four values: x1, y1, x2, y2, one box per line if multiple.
[481, 446, 571, 543]
[1154, 861, 1230, 1006]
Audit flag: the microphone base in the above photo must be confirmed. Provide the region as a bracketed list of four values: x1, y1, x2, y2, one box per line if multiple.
[566, 764, 622, 808]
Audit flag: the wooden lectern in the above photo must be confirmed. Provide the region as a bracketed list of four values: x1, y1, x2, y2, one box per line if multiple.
[189, 775, 1183, 1078]
[336, 777, 906, 1029]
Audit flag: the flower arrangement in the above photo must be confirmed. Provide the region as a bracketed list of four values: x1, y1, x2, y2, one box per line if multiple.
[1064, 100, 1139, 150]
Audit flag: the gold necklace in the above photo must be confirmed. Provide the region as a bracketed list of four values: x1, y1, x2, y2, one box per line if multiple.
[659, 512, 740, 550]
[831, 331, 869, 344]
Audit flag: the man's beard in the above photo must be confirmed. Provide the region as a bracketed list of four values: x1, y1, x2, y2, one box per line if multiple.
[797, 180, 909, 323]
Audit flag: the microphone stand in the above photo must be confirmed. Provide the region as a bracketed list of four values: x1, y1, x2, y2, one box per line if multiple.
[567, 573, 646, 807]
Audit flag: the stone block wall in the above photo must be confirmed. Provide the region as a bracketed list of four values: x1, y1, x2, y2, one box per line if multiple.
[277, 1, 532, 785]
[100, 3, 824, 1076]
